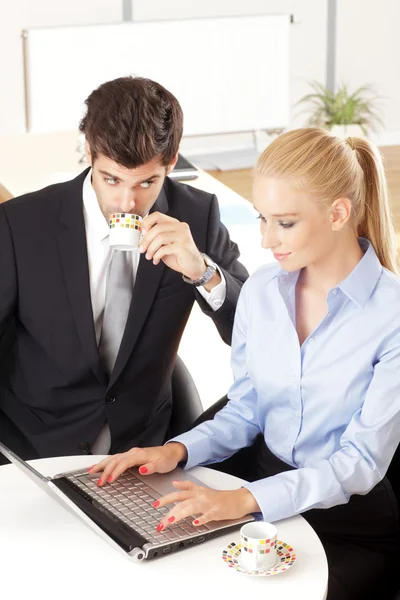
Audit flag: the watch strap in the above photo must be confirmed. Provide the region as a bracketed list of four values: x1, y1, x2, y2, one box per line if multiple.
[182, 254, 217, 287]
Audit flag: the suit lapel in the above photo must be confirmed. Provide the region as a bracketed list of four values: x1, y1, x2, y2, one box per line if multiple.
[108, 187, 169, 388]
[57, 169, 107, 386]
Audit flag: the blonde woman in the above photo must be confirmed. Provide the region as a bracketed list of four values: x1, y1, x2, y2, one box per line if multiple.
[91, 129, 400, 599]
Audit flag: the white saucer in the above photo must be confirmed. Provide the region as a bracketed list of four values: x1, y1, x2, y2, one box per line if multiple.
[222, 540, 296, 576]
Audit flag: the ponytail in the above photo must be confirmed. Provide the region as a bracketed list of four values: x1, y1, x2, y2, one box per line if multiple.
[256, 128, 399, 275]
[350, 137, 399, 275]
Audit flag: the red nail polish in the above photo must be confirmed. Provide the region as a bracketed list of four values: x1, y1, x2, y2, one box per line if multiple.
[156, 523, 164, 532]
[153, 500, 160, 508]
[97, 479, 102, 487]
[87, 467, 93, 473]
[139, 466, 148, 474]
[193, 519, 200, 525]
[168, 516, 175, 523]
[107, 476, 113, 483]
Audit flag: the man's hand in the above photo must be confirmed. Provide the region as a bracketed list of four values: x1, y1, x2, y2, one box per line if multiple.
[88, 442, 187, 485]
[139, 212, 221, 289]
[152, 483, 260, 532]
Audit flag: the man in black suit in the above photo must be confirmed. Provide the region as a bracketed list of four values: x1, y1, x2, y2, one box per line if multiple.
[0, 76, 248, 464]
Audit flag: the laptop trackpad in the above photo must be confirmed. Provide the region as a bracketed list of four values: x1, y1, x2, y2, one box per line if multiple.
[135, 467, 208, 497]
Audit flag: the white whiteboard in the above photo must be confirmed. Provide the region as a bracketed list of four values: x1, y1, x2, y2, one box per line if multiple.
[23, 15, 290, 136]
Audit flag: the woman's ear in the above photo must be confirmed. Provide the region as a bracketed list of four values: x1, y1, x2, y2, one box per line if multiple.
[329, 198, 352, 230]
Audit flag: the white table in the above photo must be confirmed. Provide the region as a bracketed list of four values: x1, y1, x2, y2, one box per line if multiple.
[0, 456, 328, 600]
[0, 130, 272, 407]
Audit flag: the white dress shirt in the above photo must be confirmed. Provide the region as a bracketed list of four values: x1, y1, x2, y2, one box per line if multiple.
[82, 170, 226, 345]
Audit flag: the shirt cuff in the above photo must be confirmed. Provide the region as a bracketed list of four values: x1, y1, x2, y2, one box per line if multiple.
[167, 429, 214, 470]
[243, 476, 296, 523]
[196, 266, 226, 311]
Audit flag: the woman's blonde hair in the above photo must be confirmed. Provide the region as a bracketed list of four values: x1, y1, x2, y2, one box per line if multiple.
[255, 128, 398, 274]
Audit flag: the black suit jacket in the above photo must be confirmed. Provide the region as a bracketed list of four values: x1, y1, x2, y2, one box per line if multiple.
[0, 169, 248, 460]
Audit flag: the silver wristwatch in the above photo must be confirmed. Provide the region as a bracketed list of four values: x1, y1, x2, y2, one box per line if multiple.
[182, 253, 218, 287]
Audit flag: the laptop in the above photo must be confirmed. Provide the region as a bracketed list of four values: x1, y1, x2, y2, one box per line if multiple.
[0, 442, 254, 562]
[169, 154, 199, 181]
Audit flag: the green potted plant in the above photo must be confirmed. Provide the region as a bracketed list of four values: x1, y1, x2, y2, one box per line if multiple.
[296, 81, 383, 138]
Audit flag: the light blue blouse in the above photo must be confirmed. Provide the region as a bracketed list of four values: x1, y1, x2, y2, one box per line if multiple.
[173, 238, 400, 522]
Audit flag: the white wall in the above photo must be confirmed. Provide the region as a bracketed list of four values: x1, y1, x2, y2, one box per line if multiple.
[133, 0, 327, 154]
[0, 0, 121, 134]
[0, 0, 326, 138]
[133, 0, 327, 130]
[1, 0, 399, 144]
[336, 0, 400, 142]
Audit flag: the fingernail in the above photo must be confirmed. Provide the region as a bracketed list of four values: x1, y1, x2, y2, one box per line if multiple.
[97, 479, 103, 487]
[107, 476, 113, 483]
[156, 523, 164, 532]
[168, 516, 175, 523]
[87, 466, 93, 472]
[193, 519, 200, 525]
[152, 500, 160, 508]
[139, 245, 144, 253]
[139, 466, 148, 474]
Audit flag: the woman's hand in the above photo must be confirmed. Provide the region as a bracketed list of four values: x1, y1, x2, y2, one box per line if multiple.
[152, 481, 260, 532]
[88, 442, 187, 485]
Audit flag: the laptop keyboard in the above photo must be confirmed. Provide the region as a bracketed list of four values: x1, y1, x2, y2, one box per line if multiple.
[66, 469, 211, 545]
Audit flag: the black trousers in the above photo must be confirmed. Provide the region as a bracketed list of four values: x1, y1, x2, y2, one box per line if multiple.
[193, 401, 400, 600]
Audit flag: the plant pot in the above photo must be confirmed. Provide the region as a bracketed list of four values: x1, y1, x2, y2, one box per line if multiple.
[330, 124, 367, 139]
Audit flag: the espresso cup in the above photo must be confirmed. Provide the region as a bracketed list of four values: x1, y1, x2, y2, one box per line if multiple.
[109, 213, 143, 251]
[240, 521, 278, 571]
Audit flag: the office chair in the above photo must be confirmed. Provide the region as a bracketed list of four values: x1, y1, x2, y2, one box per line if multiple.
[168, 355, 204, 438]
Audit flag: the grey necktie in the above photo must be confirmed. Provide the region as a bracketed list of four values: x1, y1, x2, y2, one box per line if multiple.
[98, 249, 133, 375]
[92, 249, 133, 455]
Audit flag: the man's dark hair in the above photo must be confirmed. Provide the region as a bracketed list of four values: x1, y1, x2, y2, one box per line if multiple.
[79, 76, 183, 168]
